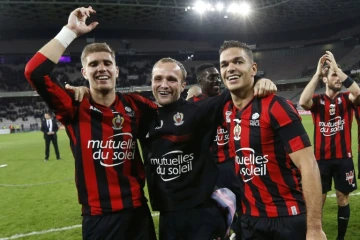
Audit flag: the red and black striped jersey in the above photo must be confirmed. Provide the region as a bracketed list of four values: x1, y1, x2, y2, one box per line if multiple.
[223, 94, 311, 217]
[25, 52, 157, 216]
[311, 93, 353, 160]
[188, 93, 231, 164]
[354, 106, 360, 152]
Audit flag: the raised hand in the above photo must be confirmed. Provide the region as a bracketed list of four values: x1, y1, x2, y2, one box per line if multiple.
[65, 6, 98, 37]
[324, 51, 339, 72]
[315, 54, 327, 77]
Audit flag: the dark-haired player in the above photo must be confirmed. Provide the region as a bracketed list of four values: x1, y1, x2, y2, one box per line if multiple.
[221, 40, 326, 240]
[300, 51, 360, 240]
[188, 63, 242, 239]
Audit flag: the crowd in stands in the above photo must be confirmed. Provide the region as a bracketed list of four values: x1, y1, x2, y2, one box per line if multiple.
[0, 97, 47, 122]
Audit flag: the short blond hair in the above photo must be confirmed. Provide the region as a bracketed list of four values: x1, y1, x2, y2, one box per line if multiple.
[152, 57, 187, 82]
[81, 43, 116, 66]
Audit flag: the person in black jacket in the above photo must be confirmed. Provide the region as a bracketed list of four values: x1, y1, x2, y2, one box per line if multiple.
[143, 57, 276, 240]
[40, 111, 61, 161]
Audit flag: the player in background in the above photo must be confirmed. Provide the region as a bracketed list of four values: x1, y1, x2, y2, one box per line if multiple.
[187, 63, 242, 240]
[220, 40, 326, 240]
[299, 51, 360, 240]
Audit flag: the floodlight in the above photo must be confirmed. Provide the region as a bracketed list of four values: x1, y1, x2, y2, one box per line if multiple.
[194, 1, 207, 13]
[239, 2, 251, 16]
[216, 3, 224, 11]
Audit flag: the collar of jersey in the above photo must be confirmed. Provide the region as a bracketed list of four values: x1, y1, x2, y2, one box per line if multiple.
[160, 97, 186, 112]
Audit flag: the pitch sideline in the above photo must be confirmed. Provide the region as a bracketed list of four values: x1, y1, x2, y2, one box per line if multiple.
[2, 192, 360, 240]
[0, 213, 160, 240]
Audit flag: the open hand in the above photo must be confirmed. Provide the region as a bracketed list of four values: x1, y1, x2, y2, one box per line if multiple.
[65, 6, 98, 37]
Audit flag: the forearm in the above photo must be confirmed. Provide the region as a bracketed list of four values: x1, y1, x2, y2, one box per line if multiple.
[300, 160, 323, 231]
[299, 74, 320, 109]
[343, 75, 360, 103]
[39, 39, 66, 64]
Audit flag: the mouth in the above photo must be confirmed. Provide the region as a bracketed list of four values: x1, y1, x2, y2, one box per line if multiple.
[212, 84, 221, 89]
[158, 91, 171, 97]
[226, 75, 241, 83]
[95, 75, 110, 81]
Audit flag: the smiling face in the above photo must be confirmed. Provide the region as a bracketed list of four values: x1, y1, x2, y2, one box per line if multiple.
[151, 61, 186, 106]
[323, 68, 342, 92]
[219, 47, 257, 93]
[198, 67, 221, 97]
[81, 51, 119, 94]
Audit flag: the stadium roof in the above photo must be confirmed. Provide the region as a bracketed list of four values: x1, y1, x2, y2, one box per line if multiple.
[0, 0, 360, 35]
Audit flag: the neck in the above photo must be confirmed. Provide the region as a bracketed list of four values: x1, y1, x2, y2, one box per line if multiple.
[90, 89, 116, 107]
[325, 87, 340, 99]
[230, 86, 254, 110]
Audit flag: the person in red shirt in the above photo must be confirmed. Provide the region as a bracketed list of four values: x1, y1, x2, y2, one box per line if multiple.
[220, 40, 326, 240]
[299, 52, 360, 240]
[25, 7, 157, 240]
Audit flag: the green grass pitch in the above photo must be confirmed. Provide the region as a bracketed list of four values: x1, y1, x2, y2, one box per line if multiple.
[0, 115, 359, 239]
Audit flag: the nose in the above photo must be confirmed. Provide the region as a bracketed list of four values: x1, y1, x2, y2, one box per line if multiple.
[160, 79, 169, 88]
[227, 63, 236, 74]
[215, 76, 221, 83]
[97, 63, 107, 72]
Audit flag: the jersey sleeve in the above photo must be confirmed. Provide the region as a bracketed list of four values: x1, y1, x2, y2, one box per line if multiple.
[269, 96, 311, 154]
[24, 52, 76, 123]
[124, 93, 158, 138]
[195, 89, 231, 127]
[310, 94, 320, 112]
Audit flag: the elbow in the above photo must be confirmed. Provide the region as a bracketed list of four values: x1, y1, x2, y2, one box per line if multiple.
[299, 101, 309, 110]
[24, 63, 33, 81]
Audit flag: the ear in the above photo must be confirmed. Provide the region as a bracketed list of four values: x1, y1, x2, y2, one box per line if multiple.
[181, 81, 187, 92]
[322, 77, 328, 84]
[116, 66, 119, 78]
[81, 68, 87, 80]
[251, 62, 258, 77]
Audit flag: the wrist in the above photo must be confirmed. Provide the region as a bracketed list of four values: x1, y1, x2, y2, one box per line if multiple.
[54, 26, 77, 48]
[342, 77, 354, 88]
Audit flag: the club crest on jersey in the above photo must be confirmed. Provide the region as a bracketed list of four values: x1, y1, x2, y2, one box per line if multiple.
[112, 115, 124, 130]
[346, 170, 354, 185]
[320, 99, 325, 105]
[173, 112, 184, 126]
[329, 104, 336, 115]
[233, 119, 241, 141]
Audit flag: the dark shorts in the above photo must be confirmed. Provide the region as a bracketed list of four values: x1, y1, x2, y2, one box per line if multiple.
[82, 205, 156, 240]
[317, 158, 357, 194]
[241, 214, 306, 240]
[159, 200, 226, 240]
